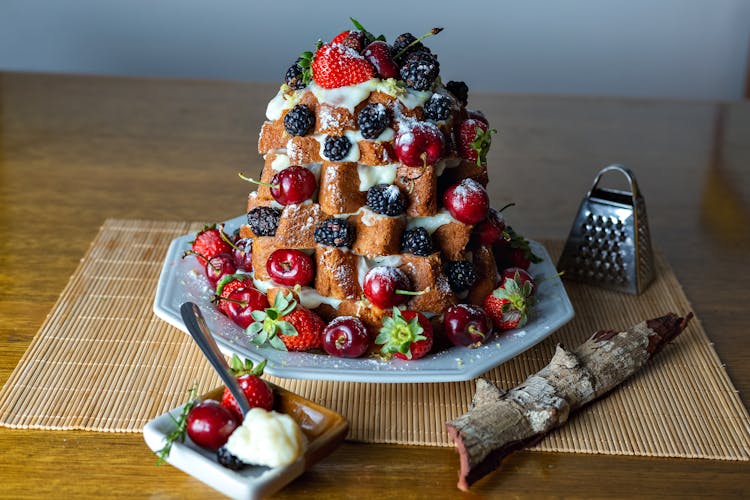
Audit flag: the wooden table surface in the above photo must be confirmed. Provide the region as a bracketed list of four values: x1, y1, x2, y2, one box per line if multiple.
[0, 72, 748, 498]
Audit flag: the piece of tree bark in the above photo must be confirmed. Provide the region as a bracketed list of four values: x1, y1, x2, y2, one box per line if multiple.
[445, 312, 693, 491]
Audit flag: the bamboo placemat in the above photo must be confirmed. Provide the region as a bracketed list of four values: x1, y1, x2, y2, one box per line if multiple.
[0, 219, 748, 461]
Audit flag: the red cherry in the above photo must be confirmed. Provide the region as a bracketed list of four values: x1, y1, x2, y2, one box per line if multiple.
[270, 166, 316, 205]
[266, 249, 314, 286]
[394, 121, 444, 167]
[322, 316, 371, 358]
[362, 41, 400, 79]
[186, 400, 239, 451]
[225, 287, 270, 328]
[443, 178, 489, 224]
[231, 237, 253, 272]
[363, 266, 413, 309]
[205, 253, 237, 288]
[501, 267, 535, 295]
[443, 304, 494, 348]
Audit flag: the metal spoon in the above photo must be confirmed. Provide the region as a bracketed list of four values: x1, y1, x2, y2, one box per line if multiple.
[180, 301, 251, 417]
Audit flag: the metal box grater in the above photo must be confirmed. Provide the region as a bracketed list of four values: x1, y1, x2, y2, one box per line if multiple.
[558, 164, 654, 295]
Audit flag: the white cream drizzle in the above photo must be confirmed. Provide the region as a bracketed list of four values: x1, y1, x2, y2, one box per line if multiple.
[405, 209, 457, 234]
[357, 164, 398, 191]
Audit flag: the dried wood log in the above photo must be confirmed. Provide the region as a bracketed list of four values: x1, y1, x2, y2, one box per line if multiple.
[445, 312, 693, 491]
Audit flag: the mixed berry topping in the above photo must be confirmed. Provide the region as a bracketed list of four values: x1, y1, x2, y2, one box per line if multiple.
[357, 103, 390, 139]
[284, 59, 306, 90]
[400, 51, 440, 91]
[391, 32, 431, 64]
[366, 184, 407, 216]
[217, 446, 246, 470]
[314, 217, 356, 248]
[423, 93, 453, 121]
[444, 260, 479, 292]
[323, 135, 353, 161]
[247, 206, 281, 236]
[283, 104, 315, 136]
[445, 80, 469, 106]
[400, 227, 434, 256]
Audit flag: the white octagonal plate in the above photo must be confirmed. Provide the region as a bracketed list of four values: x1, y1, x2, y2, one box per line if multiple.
[153, 214, 574, 383]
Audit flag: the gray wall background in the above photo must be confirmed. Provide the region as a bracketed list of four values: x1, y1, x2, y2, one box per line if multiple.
[1, 0, 749, 100]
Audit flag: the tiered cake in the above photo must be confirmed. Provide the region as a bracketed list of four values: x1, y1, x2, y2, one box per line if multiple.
[226, 22, 538, 353]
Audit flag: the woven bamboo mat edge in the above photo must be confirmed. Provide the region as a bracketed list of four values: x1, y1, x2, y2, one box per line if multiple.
[0, 218, 748, 462]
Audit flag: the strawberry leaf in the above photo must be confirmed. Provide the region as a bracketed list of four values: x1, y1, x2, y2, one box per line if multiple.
[470, 126, 497, 167]
[350, 17, 384, 44]
[269, 335, 287, 351]
[376, 308, 425, 359]
[277, 321, 297, 336]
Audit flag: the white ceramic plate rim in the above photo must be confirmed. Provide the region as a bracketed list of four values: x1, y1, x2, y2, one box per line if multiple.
[153, 214, 574, 383]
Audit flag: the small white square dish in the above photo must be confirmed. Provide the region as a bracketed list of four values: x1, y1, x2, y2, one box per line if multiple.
[143, 385, 348, 500]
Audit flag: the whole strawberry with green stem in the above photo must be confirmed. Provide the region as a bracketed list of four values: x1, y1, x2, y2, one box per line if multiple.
[456, 118, 496, 166]
[212, 274, 255, 316]
[220, 354, 274, 421]
[375, 308, 433, 360]
[483, 271, 535, 330]
[493, 226, 543, 272]
[184, 224, 233, 266]
[247, 292, 324, 352]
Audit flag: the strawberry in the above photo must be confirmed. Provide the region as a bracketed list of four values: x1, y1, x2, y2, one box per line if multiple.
[213, 274, 255, 316]
[220, 355, 274, 421]
[312, 43, 376, 89]
[483, 272, 535, 331]
[375, 308, 433, 360]
[247, 292, 324, 351]
[331, 30, 365, 51]
[493, 226, 542, 272]
[185, 224, 233, 266]
[456, 118, 496, 166]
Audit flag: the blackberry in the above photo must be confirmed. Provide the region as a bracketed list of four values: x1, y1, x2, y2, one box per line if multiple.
[247, 206, 281, 236]
[357, 103, 391, 139]
[217, 446, 246, 470]
[284, 59, 306, 90]
[366, 184, 407, 216]
[423, 93, 453, 121]
[445, 81, 469, 106]
[314, 218, 356, 248]
[323, 135, 352, 161]
[391, 33, 431, 64]
[401, 227, 434, 256]
[283, 104, 315, 136]
[400, 51, 440, 91]
[444, 260, 479, 292]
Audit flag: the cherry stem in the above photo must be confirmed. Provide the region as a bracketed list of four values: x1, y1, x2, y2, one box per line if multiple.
[395, 289, 426, 296]
[217, 225, 242, 252]
[215, 295, 248, 307]
[498, 202, 515, 213]
[393, 27, 444, 61]
[238, 172, 277, 189]
[537, 271, 565, 283]
[467, 325, 486, 339]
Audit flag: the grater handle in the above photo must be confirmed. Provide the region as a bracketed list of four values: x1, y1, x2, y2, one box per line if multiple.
[588, 164, 641, 201]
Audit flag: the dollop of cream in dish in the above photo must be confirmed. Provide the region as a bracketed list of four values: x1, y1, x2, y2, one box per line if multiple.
[224, 408, 307, 467]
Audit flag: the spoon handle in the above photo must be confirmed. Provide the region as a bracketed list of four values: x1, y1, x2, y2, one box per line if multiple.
[180, 302, 252, 418]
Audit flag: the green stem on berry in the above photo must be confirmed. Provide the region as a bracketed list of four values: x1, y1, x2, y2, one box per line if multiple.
[238, 172, 277, 189]
[393, 27, 444, 61]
